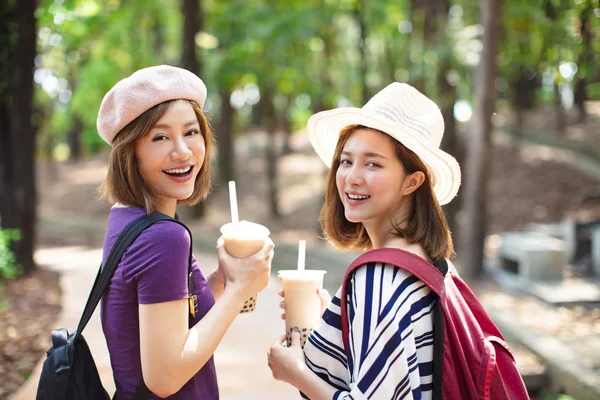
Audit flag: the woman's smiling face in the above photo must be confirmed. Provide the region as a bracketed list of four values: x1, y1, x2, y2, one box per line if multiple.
[336, 128, 412, 230]
[135, 100, 205, 215]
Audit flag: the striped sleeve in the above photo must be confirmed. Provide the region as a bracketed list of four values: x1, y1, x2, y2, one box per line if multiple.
[302, 262, 435, 400]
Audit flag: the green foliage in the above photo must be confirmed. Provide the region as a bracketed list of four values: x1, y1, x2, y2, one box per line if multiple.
[0, 219, 21, 279]
[32, 0, 600, 153]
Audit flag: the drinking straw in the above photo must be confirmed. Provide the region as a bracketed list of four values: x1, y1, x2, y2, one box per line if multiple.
[297, 240, 306, 271]
[228, 181, 239, 224]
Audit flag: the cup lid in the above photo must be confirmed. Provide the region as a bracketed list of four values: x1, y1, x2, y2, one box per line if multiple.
[220, 220, 270, 239]
[278, 270, 327, 278]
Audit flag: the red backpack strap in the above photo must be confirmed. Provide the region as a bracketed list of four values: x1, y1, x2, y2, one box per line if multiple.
[339, 248, 445, 353]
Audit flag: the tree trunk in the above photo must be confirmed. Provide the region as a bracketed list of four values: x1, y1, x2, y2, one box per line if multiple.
[439, 62, 461, 236]
[260, 88, 280, 218]
[384, 40, 396, 84]
[418, 0, 462, 237]
[312, 2, 335, 114]
[153, 14, 164, 57]
[217, 89, 235, 185]
[353, 0, 368, 105]
[408, 2, 426, 92]
[459, 0, 500, 279]
[280, 94, 293, 155]
[554, 82, 566, 135]
[574, 2, 592, 123]
[68, 118, 83, 162]
[182, 0, 200, 74]
[67, 69, 82, 162]
[0, 0, 37, 274]
[181, 0, 206, 218]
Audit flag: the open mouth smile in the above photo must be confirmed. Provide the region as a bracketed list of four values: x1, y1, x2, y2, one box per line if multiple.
[163, 165, 194, 181]
[346, 192, 371, 205]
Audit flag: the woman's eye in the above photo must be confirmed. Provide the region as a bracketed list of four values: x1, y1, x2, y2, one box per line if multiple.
[340, 159, 351, 165]
[152, 135, 168, 142]
[367, 162, 381, 168]
[185, 129, 200, 137]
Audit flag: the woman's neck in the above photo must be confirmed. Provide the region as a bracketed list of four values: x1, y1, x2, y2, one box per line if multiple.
[151, 196, 177, 217]
[114, 200, 176, 217]
[366, 228, 429, 262]
[364, 208, 409, 249]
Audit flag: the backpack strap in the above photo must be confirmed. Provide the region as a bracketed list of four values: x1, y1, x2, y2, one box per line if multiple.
[74, 212, 176, 340]
[339, 248, 446, 400]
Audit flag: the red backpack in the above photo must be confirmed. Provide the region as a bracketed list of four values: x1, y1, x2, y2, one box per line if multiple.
[340, 248, 530, 400]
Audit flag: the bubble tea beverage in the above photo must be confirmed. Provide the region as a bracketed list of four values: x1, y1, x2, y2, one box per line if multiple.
[220, 220, 270, 313]
[221, 181, 271, 313]
[278, 241, 326, 347]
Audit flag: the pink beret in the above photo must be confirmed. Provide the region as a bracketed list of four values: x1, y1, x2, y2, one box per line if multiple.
[97, 65, 207, 145]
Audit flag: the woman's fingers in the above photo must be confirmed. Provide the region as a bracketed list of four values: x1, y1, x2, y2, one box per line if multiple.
[256, 237, 275, 259]
[317, 288, 331, 315]
[317, 288, 331, 301]
[290, 330, 301, 347]
[275, 334, 287, 346]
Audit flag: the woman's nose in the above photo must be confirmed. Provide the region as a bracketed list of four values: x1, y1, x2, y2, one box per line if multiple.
[345, 166, 363, 185]
[170, 138, 192, 161]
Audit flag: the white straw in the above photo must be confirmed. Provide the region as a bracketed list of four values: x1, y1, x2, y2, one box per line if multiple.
[228, 181, 239, 224]
[297, 240, 306, 271]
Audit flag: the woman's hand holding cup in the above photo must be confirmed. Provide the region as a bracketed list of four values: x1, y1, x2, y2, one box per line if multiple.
[217, 236, 274, 302]
[278, 287, 331, 321]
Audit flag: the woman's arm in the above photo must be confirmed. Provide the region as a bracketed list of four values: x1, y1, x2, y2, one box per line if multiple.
[207, 268, 225, 299]
[269, 263, 435, 400]
[139, 238, 274, 397]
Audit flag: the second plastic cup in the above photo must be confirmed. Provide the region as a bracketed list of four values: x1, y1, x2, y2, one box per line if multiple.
[278, 269, 327, 347]
[220, 220, 271, 313]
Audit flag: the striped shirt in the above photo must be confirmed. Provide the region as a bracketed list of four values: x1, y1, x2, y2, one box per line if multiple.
[302, 262, 436, 400]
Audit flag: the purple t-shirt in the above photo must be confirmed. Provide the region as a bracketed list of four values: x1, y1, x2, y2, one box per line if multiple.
[100, 207, 219, 400]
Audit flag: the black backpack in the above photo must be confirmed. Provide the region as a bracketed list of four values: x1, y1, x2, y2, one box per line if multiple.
[36, 212, 180, 400]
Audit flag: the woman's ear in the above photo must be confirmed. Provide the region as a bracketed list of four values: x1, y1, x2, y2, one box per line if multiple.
[403, 171, 426, 195]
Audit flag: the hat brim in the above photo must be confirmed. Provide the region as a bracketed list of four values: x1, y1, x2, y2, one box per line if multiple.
[307, 107, 461, 205]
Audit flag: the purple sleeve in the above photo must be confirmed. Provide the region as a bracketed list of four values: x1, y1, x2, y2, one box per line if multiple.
[119, 220, 190, 304]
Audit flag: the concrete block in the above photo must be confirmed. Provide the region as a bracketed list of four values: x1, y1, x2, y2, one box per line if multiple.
[525, 221, 567, 239]
[499, 232, 566, 281]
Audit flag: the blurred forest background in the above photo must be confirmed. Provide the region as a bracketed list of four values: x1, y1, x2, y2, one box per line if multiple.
[2, 0, 600, 398]
[2, 0, 600, 278]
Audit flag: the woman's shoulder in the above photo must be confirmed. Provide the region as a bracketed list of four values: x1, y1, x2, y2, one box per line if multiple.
[351, 259, 431, 299]
[108, 207, 191, 251]
[137, 219, 191, 250]
[352, 260, 415, 280]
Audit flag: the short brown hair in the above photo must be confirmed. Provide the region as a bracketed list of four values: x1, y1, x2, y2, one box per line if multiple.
[99, 100, 214, 213]
[319, 125, 453, 261]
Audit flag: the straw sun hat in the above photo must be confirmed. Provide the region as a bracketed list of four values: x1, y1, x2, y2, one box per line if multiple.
[307, 82, 461, 205]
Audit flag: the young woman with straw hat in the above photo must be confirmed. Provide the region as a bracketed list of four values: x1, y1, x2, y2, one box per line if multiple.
[96, 65, 273, 399]
[267, 82, 461, 399]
